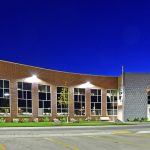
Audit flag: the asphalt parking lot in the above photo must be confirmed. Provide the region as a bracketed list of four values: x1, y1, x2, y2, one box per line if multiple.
[1, 132, 150, 150]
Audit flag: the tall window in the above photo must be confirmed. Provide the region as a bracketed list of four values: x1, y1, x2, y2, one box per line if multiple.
[107, 90, 118, 116]
[74, 88, 85, 116]
[91, 89, 101, 116]
[18, 82, 32, 116]
[38, 85, 51, 116]
[148, 91, 150, 104]
[0, 80, 10, 116]
[57, 87, 68, 115]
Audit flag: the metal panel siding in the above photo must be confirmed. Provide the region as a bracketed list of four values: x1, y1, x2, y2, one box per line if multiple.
[124, 73, 150, 121]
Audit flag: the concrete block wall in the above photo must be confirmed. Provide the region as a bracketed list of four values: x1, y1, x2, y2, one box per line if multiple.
[124, 73, 150, 121]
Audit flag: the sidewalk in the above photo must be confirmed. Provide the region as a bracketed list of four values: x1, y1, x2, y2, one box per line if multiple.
[0, 123, 149, 138]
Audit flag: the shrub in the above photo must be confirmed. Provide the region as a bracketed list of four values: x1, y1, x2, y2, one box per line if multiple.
[70, 118, 78, 123]
[43, 117, 49, 122]
[140, 117, 144, 122]
[134, 117, 140, 122]
[95, 117, 99, 121]
[79, 118, 84, 122]
[115, 119, 122, 123]
[53, 118, 61, 126]
[53, 118, 60, 123]
[0, 118, 6, 123]
[33, 118, 39, 122]
[21, 118, 29, 123]
[60, 117, 67, 122]
[143, 117, 148, 122]
[140, 117, 148, 122]
[85, 117, 91, 121]
[13, 118, 19, 123]
[127, 118, 134, 122]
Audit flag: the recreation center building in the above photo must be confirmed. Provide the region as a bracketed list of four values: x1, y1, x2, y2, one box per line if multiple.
[0, 60, 150, 122]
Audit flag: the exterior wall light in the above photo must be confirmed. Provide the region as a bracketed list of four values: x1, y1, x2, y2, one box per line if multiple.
[85, 81, 93, 88]
[32, 74, 38, 81]
[24, 74, 40, 83]
[32, 74, 37, 78]
[78, 81, 94, 88]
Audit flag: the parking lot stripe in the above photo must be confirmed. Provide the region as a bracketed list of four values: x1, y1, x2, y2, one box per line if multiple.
[88, 135, 150, 149]
[121, 133, 150, 139]
[0, 144, 6, 150]
[45, 138, 80, 150]
[112, 130, 131, 135]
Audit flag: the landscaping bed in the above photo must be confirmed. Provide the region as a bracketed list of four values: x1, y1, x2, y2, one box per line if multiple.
[0, 121, 130, 127]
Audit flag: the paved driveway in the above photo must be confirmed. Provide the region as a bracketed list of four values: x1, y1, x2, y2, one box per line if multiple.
[1, 132, 150, 150]
[0, 124, 150, 150]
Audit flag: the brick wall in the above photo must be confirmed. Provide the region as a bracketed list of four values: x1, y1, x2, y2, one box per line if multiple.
[0, 60, 118, 120]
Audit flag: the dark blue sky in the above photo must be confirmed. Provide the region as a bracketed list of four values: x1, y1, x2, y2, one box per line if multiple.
[0, 0, 150, 76]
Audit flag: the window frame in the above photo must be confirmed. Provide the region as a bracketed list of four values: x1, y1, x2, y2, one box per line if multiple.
[0, 79, 11, 117]
[38, 84, 51, 116]
[17, 82, 32, 117]
[106, 89, 118, 116]
[90, 88, 102, 116]
[74, 88, 86, 116]
[56, 86, 69, 116]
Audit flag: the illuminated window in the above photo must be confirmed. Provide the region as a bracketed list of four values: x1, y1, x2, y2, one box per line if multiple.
[107, 90, 118, 116]
[91, 89, 101, 116]
[18, 82, 32, 116]
[74, 88, 85, 116]
[57, 87, 68, 115]
[0, 80, 10, 116]
[38, 85, 51, 116]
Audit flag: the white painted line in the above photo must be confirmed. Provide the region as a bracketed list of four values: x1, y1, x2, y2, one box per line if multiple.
[137, 131, 150, 134]
[0, 132, 113, 138]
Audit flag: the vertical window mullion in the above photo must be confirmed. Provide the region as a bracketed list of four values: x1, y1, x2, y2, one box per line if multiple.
[113, 94, 114, 115]
[26, 91, 27, 112]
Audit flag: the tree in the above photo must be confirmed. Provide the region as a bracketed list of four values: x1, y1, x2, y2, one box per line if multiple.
[58, 82, 69, 123]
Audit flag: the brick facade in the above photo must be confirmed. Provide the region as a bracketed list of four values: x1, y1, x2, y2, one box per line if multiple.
[0, 60, 118, 121]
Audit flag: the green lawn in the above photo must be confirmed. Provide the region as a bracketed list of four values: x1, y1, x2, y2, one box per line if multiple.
[0, 121, 130, 127]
